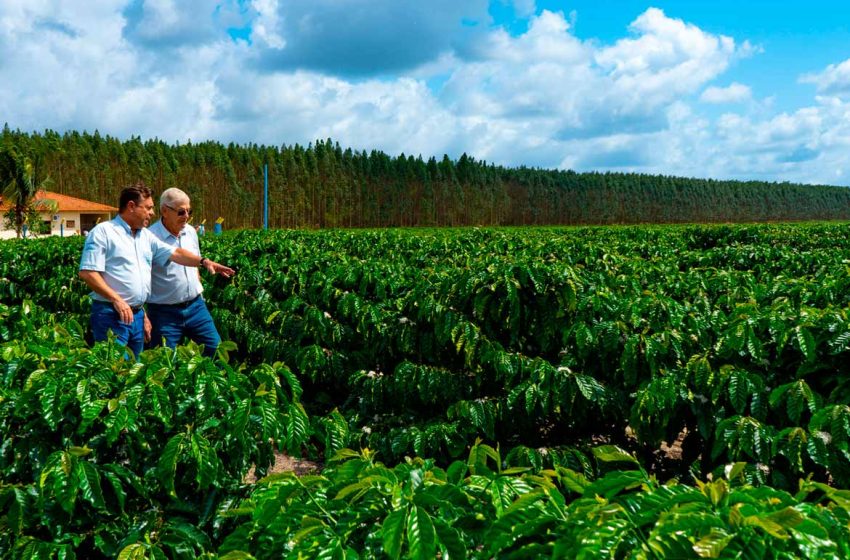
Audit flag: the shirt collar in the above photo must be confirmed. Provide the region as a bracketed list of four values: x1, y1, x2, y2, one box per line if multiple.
[113, 215, 134, 235]
[165, 223, 187, 240]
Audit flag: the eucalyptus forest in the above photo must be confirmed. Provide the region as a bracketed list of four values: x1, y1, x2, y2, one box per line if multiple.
[4, 126, 850, 228]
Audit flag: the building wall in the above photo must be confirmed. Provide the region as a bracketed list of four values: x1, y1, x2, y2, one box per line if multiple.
[46, 211, 82, 236]
[0, 210, 111, 238]
[46, 211, 112, 236]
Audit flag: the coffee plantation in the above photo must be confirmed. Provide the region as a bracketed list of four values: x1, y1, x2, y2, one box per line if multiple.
[2, 224, 850, 558]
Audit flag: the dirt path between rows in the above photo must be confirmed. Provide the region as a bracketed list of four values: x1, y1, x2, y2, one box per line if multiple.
[244, 427, 689, 484]
[244, 452, 321, 483]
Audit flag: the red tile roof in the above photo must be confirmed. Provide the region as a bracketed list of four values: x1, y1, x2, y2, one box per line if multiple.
[0, 190, 117, 213]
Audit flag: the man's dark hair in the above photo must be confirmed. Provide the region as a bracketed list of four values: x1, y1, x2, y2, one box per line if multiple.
[119, 182, 153, 211]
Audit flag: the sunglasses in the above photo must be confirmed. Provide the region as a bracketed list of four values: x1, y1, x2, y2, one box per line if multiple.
[165, 204, 192, 217]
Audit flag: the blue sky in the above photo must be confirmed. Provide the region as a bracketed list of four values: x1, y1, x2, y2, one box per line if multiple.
[1, 1, 849, 186]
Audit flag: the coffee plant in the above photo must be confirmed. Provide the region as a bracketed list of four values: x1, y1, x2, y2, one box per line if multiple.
[3, 223, 850, 557]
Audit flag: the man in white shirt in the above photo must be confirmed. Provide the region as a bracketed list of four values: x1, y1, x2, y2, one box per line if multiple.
[79, 183, 234, 358]
[146, 188, 225, 357]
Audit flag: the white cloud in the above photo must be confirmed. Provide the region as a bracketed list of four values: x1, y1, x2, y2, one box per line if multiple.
[716, 108, 822, 147]
[509, 0, 536, 19]
[431, 7, 747, 164]
[250, 0, 285, 48]
[211, 71, 460, 158]
[595, 8, 739, 111]
[679, 99, 850, 184]
[132, 0, 183, 35]
[0, 2, 849, 186]
[801, 58, 850, 98]
[253, 0, 491, 76]
[700, 82, 752, 104]
[122, 0, 239, 47]
[0, 2, 136, 131]
[101, 42, 235, 142]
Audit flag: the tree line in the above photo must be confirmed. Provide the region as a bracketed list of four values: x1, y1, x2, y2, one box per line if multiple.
[4, 124, 850, 229]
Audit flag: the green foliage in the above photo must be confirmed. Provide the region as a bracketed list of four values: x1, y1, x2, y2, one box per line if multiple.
[0, 143, 52, 238]
[0, 302, 306, 558]
[6, 222, 850, 557]
[5, 128, 850, 228]
[217, 443, 850, 559]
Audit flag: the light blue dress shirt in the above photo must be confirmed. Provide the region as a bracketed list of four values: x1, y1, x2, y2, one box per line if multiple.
[79, 216, 175, 307]
[147, 220, 204, 305]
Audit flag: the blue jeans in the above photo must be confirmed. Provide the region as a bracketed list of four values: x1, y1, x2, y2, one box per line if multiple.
[146, 296, 221, 358]
[91, 301, 146, 359]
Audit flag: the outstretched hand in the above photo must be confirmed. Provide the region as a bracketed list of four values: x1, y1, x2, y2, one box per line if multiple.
[205, 260, 235, 278]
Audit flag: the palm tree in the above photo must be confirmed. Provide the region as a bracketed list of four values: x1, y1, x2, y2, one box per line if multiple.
[0, 145, 51, 238]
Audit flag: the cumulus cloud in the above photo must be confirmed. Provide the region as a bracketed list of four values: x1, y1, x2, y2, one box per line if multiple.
[210, 70, 461, 158]
[0, 2, 137, 131]
[250, 0, 285, 48]
[100, 41, 239, 141]
[508, 0, 536, 19]
[252, 0, 491, 77]
[800, 58, 850, 98]
[685, 99, 850, 184]
[595, 8, 740, 109]
[122, 0, 247, 48]
[0, 1, 849, 186]
[700, 82, 752, 104]
[434, 7, 747, 160]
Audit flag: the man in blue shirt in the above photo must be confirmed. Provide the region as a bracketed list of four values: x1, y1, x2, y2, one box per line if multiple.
[147, 188, 223, 357]
[79, 183, 234, 358]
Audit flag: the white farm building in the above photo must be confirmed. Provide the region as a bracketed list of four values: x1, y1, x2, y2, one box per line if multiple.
[0, 191, 117, 239]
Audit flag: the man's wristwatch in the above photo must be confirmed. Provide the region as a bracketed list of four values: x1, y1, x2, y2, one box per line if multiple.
[199, 257, 208, 268]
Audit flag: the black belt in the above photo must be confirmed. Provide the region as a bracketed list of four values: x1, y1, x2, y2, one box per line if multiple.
[149, 295, 201, 309]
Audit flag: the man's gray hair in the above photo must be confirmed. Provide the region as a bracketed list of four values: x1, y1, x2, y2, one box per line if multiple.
[160, 187, 190, 209]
